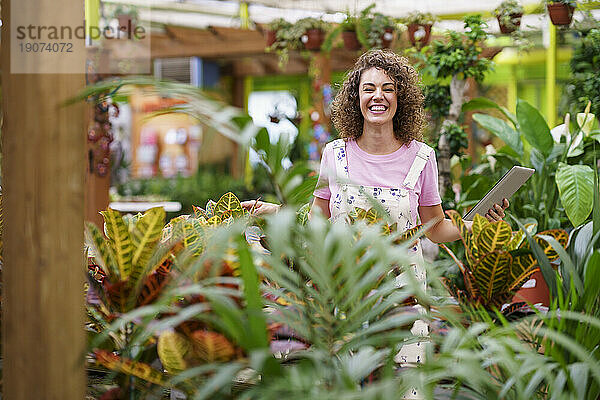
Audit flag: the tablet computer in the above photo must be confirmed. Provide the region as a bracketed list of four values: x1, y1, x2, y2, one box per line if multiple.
[463, 166, 535, 221]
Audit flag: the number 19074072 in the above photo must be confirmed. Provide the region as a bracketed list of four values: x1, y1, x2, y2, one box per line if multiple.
[19, 42, 73, 52]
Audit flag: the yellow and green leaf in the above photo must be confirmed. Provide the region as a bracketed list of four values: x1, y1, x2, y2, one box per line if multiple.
[446, 210, 477, 265]
[477, 221, 512, 254]
[101, 208, 134, 279]
[215, 192, 243, 219]
[157, 331, 190, 374]
[473, 250, 512, 304]
[130, 207, 166, 284]
[94, 349, 166, 385]
[85, 222, 120, 282]
[190, 330, 236, 363]
[535, 229, 569, 261]
[471, 214, 489, 243]
[509, 253, 538, 291]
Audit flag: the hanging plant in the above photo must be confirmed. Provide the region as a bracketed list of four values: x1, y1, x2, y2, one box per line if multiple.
[291, 17, 328, 51]
[264, 18, 292, 48]
[495, 0, 524, 34]
[546, 0, 576, 26]
[401, 12, 436, 47]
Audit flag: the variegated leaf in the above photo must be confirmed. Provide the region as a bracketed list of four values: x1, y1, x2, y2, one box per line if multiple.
[137, 256, 172, 306]
[85, 222, 120, 283]
[158, 331, 190, 374]
[473, 250, 512, 304]
[534, 229, 569, 261]
[509, 253, 539, 291]
[94, 349, 166, 385]
[215, 192, 244, 219]
[101, 209, 134, 279]
[205, 200, 217, 218]
[130, 207, 165, 284]
[477, 221, 512, 254]
[471, 214, 489, 243]
[193, 205, 208, 220]
[205, 215, 222, 228]
[190, 330, 236, 363]
[446, 210, 476, 265]
[181, 218, 205, 256]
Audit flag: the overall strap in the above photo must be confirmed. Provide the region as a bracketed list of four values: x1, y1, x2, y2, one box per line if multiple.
[403, 142, 433, 190]
[331, 139, 349, 182]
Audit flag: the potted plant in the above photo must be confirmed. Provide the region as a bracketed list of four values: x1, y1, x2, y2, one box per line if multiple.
[367, 12, 396, 48]
[546, 0, 576, 26]
[340, 15, 362, 51]
[495, 0, 524, 34]
[265, 18, 292, 48]
[112, 5, 138, 33]
[402, 12, 436, 47]
[291, 17, 328, 51]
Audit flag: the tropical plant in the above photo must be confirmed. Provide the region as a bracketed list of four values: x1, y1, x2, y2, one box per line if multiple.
[252, 128, 317, 206]
[545, 0, 577, 5]
[440, 211, 568, 309]
[466, 97, 599, 229]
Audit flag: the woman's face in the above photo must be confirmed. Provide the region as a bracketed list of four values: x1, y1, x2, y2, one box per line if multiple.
[358, 67, 397, 127]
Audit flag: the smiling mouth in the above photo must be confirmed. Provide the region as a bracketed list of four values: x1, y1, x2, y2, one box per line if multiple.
[369, 105, 388, 113]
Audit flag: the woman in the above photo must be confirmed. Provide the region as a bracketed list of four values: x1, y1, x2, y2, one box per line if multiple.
[245, 50, 508, 399]
[246, 50, 508, 233]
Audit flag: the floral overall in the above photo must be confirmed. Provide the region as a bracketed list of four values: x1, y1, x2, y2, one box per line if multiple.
[330, 139, 432, 399]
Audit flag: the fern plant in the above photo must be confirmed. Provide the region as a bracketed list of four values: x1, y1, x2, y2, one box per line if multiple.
[440, 211, 568, 309]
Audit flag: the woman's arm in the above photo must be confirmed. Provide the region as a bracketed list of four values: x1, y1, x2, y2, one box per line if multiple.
[419, 199, 509, 244]
[309, 197, 331, 219]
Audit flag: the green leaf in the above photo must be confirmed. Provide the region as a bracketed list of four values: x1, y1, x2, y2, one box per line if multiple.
[463, 97, 518, 126]
[473, 113, 523, 157]
[516, 99, 554, 158]
[511, 215, 557, 299]
[555, 163, 594, 227]
[100, 208, 134, 279]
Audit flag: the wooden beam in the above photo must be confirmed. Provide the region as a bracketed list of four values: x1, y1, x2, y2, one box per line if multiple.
[1, 0, 86, 398]
[151, 33, 266, 58]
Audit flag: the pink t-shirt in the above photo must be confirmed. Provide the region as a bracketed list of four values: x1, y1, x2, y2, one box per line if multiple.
[313, 139, 442, 220]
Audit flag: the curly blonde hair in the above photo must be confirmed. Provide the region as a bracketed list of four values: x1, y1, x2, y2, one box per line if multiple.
[331, 49, 425, 143]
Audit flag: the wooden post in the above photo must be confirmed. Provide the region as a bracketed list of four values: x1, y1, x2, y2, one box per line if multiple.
[1, 0, 86, 398]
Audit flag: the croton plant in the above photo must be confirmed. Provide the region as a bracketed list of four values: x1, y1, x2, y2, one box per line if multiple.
[441, 210, 568, 309]
[86, 192, 274, 395]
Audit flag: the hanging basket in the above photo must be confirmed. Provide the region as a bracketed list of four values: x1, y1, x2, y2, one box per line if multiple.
[342, 30, 362, 51]
[381, 27, 395, 48]
[547, 3, 575, 26]
[302, 29, 325, 51]
[407, 24, 432, 47]
[496, 13, 522, 34]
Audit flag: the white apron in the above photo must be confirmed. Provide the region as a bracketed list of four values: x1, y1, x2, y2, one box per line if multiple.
[329, 139, 432, 399]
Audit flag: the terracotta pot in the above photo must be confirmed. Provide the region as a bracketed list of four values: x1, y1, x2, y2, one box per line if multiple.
[497, 13, 523, 34]
[265, 30, 277, 47]
[342, 30, 361, 50]
[407, 24, 432, 47]
[512, 270, 550, 307]
[547, 3, 575, 26]
[381, 27, 395, 48]
[302, 28, 324, 51]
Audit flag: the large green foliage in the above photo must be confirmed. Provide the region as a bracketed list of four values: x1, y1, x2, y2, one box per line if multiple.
[567, 29, 600, 117]
[469, 97, 599, 229]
